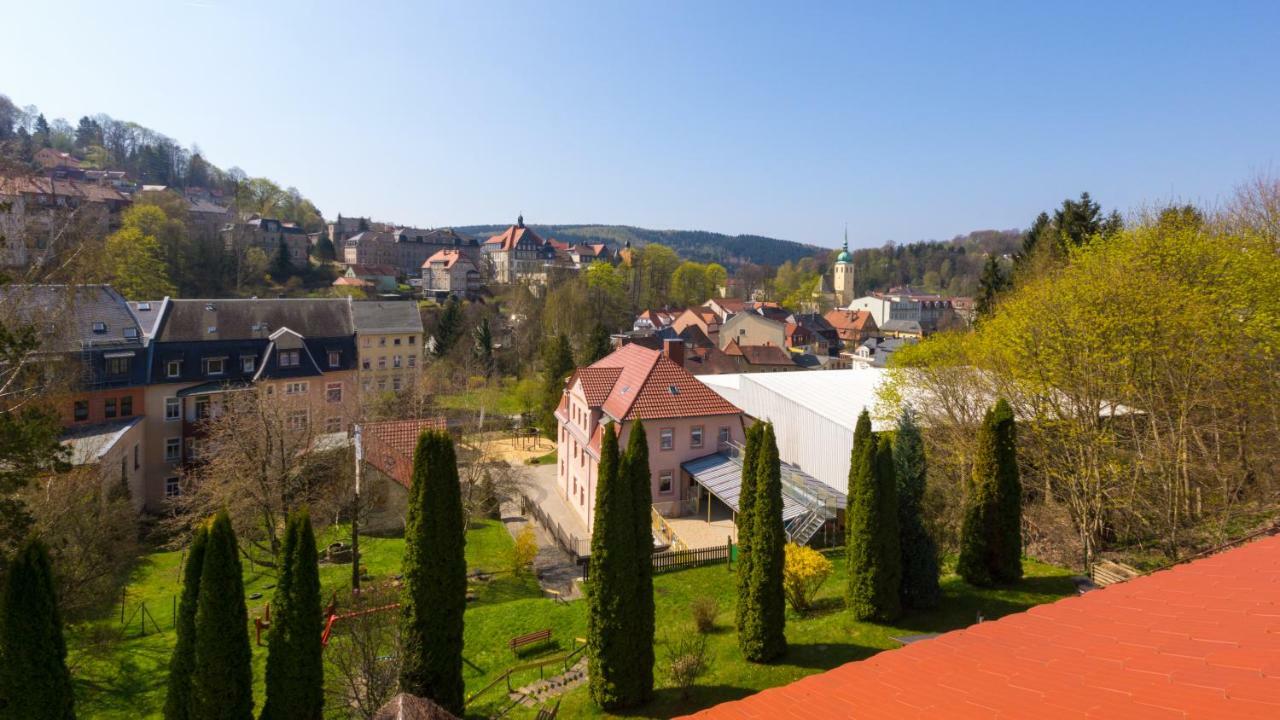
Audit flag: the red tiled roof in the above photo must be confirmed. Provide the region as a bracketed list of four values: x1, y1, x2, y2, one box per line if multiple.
[825, 309, 877, 333]
[361, 418, 449, 487]
[0, 174, 130, 204]
[485, 224, 544, 251]
[347, 263, 398, 277]
[682, 532, 1280, 720]
[569, 366, 624, 407]
[422, 249, 473, 269]
[333, 276, 373, 287]
[589, 344, 740, 421]
[738, 344, 795, 366]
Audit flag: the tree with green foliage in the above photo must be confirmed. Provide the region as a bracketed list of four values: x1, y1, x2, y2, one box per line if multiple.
[314, 234, 336, 262]
[587, 424, 639, 709]
[433, 296, 463, 357]
[0, 538, 74, 720]
[894, 408, 940, 610]
[260, 510, 323, 720]
[164, 524, 209, 720]
[845, 411, 902, 621]
[190, 510, 253, 720]
[400, 431, 466, 715]
[638, 243, 681, 307]
[974, 254, 1009, 319]
[271, 239, 292, 280]
[622, 421, 655, 700]
[538, 333, 575, 438]
[739, 423, 786, 662]
[580, 322, 613, 366]
[106, 225, 177, 300]
[472, 316, 494, 377]
[957, 399, 1023, 586]
[734, 422, 764, 640]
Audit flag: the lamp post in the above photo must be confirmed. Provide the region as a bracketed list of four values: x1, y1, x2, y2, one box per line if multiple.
[351, 423, 363, 591]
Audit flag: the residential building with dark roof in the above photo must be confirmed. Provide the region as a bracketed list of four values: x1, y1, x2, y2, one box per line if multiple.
[554, 341, 746, 532]
[222, 216, 310, 269]
[351, 300, 424, 395]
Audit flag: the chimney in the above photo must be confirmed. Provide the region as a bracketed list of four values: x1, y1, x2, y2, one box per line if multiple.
[662, 338, 685, 366]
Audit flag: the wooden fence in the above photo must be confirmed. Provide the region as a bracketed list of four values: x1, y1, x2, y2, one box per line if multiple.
[651, 541, 733, 574]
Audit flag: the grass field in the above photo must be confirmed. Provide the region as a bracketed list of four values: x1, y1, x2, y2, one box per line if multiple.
[69, 522, 1075, 719]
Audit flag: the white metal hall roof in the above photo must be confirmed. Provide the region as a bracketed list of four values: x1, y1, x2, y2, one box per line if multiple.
[681, 452, 845, 522]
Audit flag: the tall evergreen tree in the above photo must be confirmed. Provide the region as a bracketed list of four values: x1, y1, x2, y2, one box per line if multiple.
[734, 422, 764, 641]
[400, 431, 467, 715]
[538, 334, 575, 438]
[472, 317, 494, 377]
[313, 234, 336, 262]
[433, 296, 463, 356]
[580, 322, 613, 366]
[974, 254, 1009, 318]
[190, 510, 253, 720]
[957, 399, 1023, 586]
[164, 524, 209, 720]
[260, 510, 323, 720]
[894, 408, 940, 609]
[0, 538, 74, 720]
[845, 411, 902, 621]
[587, 424, 638, 709]
[271, 239, 291, 280]
[740, 423, 787, 662]
[623, 421, 655, 700]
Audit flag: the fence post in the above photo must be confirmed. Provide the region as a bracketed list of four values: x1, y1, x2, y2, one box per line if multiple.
[727, 537, 733, 571]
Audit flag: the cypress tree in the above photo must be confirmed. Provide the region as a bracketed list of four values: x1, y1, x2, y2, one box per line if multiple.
[733, 422, 763, 640]
[894, 408, 941, 609]
[958, 399, 1023, 586]
[0, 538, 74, 720]
[845, 412, 902, 621]
[740, 423, 787, 662]
[400, 431, 467, 715]
[261, 510, 323, 720]
[191, 510, 253, 720]
[587, 424, 636, 709]
[164, 524, 209, 720]
[623, 421, 655, 701]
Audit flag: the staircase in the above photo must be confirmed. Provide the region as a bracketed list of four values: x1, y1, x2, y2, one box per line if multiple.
[723, 440, 838, 547]
[785, 509, 827, 546]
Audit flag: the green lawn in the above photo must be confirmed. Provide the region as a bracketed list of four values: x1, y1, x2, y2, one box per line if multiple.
[70, 526, 1075, 720]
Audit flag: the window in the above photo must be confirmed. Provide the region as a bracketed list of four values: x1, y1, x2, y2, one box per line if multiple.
[660, 428, 674, 451]
[287, 410, 308, 430]
[407, 354, 416, 368]
[242, 355, 255, 373]
[325, 416, 343, 433]
[377, 357, 386, 370]
[186, 437, 202, 461]
[202, 357, 225, 376]
[195, 396, 210, 419]
[378, 337, 386, 347]
[165, 397, 180, 421]
[278, 350, 300, 368]
[392, 377, 402, 391]
[377, 378, 386, 391]
[134, 443, 139, 470]
[92, 321, 106, 333]
[362, 337, 371, 348]
[104, 397, 117, 419]
[393, 355, 401, 369]
[124, 327, 138, 339]
[166, 360, 182, 378]
[107, 356, 131, 375]
[659, 470, 674, 494]
[286, 381, 308, 395]
[74, 400, 88, 422]
[362, 358, 371, 370]
[690, 426, 704, 449]
[121, 396, 133, 416]
[165, 437, 181, 462]
[718, 426, 731, 445]
[326, 382, 342, 403]
[165, 477, 181, 498]
[393, 337, 401, 346]
[409, 336, 417, 345]
[328, 350, 340, 368]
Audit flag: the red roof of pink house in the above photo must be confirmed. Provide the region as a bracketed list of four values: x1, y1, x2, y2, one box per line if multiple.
[568, 366, 624, 406]
[682, 532, 1280, 720]
[586, 344, 741, 421]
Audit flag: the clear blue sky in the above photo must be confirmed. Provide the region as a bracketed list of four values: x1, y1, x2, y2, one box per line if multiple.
[3, 1, 1277, 248]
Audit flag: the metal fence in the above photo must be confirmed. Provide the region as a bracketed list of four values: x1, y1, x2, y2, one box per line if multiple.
[521, 494, 590, 562]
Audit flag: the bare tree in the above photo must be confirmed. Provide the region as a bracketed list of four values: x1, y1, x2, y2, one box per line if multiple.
[324, 585, 402, 720]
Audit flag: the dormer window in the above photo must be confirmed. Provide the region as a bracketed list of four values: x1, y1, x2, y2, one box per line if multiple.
[166, 360, 182, 378]
[137, 302, 151, 311]
[327, 350, 340, 368]
[92, 322, 107, 333]
[207, 326, 217, 334]
[279, 350, 301, 368]
[124, 328, 138, 339]
[202, 358, 225, 376]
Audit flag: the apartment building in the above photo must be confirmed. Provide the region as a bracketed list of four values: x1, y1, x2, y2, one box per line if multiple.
[351, 300, 424, 394]
[222, 217, 310, 268]
[482, 215, 557, 285]
[343, 227, 480, 279]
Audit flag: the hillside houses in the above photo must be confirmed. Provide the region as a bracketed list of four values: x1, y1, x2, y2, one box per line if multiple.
[0, 174, 131, 269]
[342, 226, 480, 280]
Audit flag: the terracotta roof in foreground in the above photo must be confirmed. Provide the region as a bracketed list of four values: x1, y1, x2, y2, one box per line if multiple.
[681, 532, 1280, 720]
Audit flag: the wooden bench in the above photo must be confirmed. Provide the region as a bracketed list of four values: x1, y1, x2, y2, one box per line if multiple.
[509, 628, 553, 654]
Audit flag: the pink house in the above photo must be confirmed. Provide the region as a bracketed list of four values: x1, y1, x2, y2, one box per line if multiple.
[555, 340, 746, 533]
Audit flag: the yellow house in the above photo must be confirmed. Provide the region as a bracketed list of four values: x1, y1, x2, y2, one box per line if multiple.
[352, 301, 424, 394]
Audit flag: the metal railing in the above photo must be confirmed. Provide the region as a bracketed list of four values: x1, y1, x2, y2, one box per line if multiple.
[521, 494, 590, 561]
[651, 506, 689, 551]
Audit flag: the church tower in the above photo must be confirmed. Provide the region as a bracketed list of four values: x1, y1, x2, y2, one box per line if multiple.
[833, 227, 854, 306]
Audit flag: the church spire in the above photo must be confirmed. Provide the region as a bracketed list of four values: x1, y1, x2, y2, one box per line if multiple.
[836, 224, 851, 263]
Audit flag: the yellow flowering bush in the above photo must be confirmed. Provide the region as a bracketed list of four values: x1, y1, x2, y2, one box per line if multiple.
[783, 543, 832, 612]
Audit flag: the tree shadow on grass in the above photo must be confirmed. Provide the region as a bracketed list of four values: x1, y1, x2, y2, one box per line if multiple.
[610, 684, 758, 719]
[73, 642, 170, 716]
[779, 641, 878, 670]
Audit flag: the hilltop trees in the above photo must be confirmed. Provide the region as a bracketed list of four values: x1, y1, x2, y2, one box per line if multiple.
[190, 510, 253, 720]
[400, 431, 466, 715]
[0, 538, 74, 720]
[894, 408, 940, 609]
[261, 510, 323, 720]
[164, 524, 209, 720]
[957, 400, 1022, 586]
[737, 422, 787, 662]
[845, 411, 901, 622]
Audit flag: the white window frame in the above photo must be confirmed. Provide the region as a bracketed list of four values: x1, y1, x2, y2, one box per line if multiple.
[203, 357, 225, 376]
[165, 437, 181, 462]
[286, 381, 309, 396]
[718, 426, 731, 444]
[328, 350, 340, 368]
[660, 428, 674, 451]
[165, 396, 180, 421]
[165, 477, 181, 498]
[326, 382, 343, 403]
[287, 409, 309, 430]
[393, 355, 401, 369]
[279, 350, 301, 368]
[166, 360, 182, 378]
[690, 425, 704, 449]
[241, 355, 255, 373]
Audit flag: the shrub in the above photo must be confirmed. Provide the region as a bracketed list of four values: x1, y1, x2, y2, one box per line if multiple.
[513, 526, 539, 574]
[665, 634, 709, 700]
[783, 543, 832, 613]
[690, 596, 719, 634]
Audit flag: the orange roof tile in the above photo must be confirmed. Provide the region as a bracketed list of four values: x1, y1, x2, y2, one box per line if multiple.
[589, 344, 740, 421]
[484, 224, 544, 251]
[681, 532, 1280, 720]
[361, 418, 448, 487]
[569, 366, 624, 407]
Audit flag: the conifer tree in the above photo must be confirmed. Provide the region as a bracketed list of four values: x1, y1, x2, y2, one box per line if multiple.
[164, 524, 209, 720]
[261, 509, 323, 720]
[191, 510, 253, 720]
[894, 408, 940, 609]
[580, 322, 613, 366]
[734, 422, 764, 641]
[433, 297, 464, 357]
[958, 399, 1023, 586]
[845, 411, 902, 621]
[623, 421, 655, 701]
[271, 239, 291, 280]
[400, 431, 467, 714]
[539, 333, 575, 438]
[0, 538, 74, 720]
[740, 423, 786, 662]
[587, 424, 637, 709]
